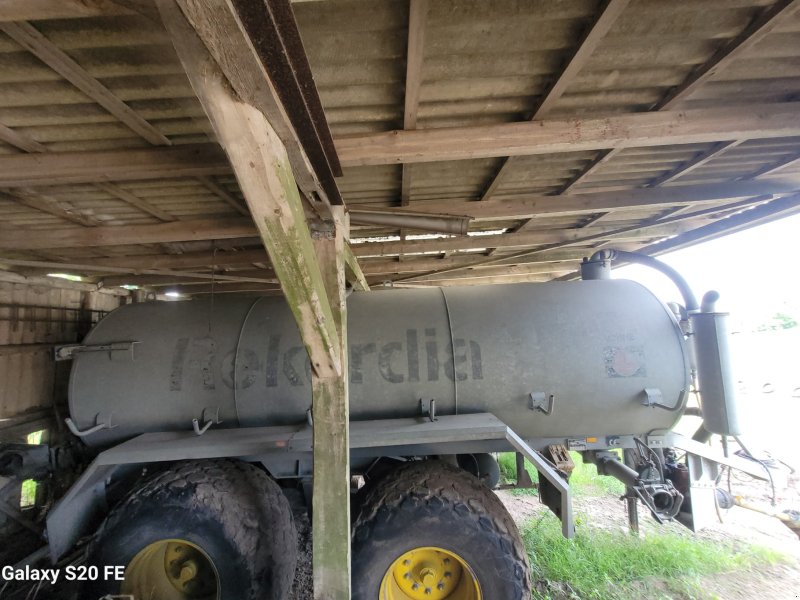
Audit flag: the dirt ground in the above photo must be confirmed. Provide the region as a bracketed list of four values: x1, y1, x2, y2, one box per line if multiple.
[497, 468, 800, 600]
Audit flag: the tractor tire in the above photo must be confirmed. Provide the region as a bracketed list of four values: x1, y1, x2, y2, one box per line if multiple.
[351, 460, 530, 600]
[84, 459, 296, 600]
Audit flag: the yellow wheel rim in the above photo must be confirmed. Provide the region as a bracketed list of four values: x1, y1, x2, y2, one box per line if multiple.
[122, 539, 219, 600]
[380, 547, 482, 600]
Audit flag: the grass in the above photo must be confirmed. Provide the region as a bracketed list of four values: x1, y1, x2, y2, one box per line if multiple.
[497, 451, 787, 598]
[497, 451, 625, 497]
[522, 512, 785, 600]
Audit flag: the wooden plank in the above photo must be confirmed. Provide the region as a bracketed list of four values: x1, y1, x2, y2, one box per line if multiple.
[745, 151, 800, 179]
[310, 206, 350, 599]
[0, 344, 54, 358]
[173, 0, 334, 203]
[0, 118, 179, 222]
[403, 0, 428, 131]
[161, 4, 349, 592]
[71, 248, 270, 270]
[2, 189, 101, 227]
[0, 258, 277, 285]
[0, 144, 230, 187]
[0, 22, 170, 146]
[93, 182, 177, 222]
[0, 217, 255, 250]
[358, 179, 797, 221]
[479, 0, 629, 201]
[353, 222, 691, 258]
[343, 243, 370, 291]
[157, 0, 340, 378]
[0, 121, 47, 153]
[535, 0, 630, 116]
[647, 141, 743, 186]
[101, 270, 277, 287]
[0, 0, 308, 21]
[196, 176, 249, 216]
[640, 195, 800, 257]
[655, 0, 800, 110]
[334, 103, 800, 166]
[0, 0, 139, 21]
[393, 196, 767, 284]
[1, 179, 791, 252]
[561, 1, 800, 191]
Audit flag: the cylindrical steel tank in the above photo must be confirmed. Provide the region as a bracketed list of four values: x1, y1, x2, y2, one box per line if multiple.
[69, 280, 690, 447]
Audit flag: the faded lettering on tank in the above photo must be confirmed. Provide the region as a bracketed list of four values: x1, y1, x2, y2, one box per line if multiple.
[170, 338, 189, 391]
[265, 335, 281, 387]
[378, 342, 404, 383]
[283, 346, 307, 387]
[350, 343, 376, 384]
[170, 337, 217, 391]
[221, 348, 260, 390]
[169, 328, 485, 390]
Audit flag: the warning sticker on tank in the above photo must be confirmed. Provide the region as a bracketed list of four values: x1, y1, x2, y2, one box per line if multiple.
[604, 346, 646, 378]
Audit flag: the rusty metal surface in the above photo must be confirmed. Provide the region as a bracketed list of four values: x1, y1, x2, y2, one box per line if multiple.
[229, 0, 344, 205]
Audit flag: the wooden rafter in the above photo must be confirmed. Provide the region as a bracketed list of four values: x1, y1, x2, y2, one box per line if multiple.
[196, 176, 249, 216]
[654, 0, 800, 111]
[0, 217, 255, 250]
[640, 195, 800, 257]
[559, 0, 800, 193]
[479, 0, 630, 201]
[3, 189, 101, 227]
[0, 0, 142, 22]
[400, 0, 429, 207]
[392, 195, 771, 284]
[0, 258, 276, 285]
[0, 22, 169, 146]
[646, 141, 744, 187]
[2, 178, 794, 252]
[0, 120, 178, 223]
[0, 144, 229, 187]
[333, 103, 800, 166]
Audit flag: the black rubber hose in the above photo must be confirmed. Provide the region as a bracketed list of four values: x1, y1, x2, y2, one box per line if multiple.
[589, 249, 699, 312]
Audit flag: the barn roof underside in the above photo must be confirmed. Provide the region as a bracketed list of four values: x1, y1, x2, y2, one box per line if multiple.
[0, 0, 799, 295]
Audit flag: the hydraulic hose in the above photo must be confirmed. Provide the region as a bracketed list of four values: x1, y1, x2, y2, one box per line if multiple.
[588, 249, 699, 312]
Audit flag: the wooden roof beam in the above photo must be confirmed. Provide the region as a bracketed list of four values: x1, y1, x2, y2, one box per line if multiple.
[1, 178, 794, 251]
[0, 217, 255, 250]
[0, 0, 144, 22]
[559, 0, 800, 192]
[479, 0, 630, 201]
[334, 102, 800, 166]
[0, 21, 169, 146]
[0, 117, 179, 223]
[0, 0, 312, 22]
[655, 0, 800, 111]
[0, 144, 229, 187]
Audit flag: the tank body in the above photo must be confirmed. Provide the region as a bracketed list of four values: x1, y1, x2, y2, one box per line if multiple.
[69, 280, 690, 446]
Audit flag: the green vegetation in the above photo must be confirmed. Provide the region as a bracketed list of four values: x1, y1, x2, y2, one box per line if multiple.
[756, 311, 798, 331]
[497, 451, 625, 497]
[523, 513, 784, 600]
[19, 430, 45, 509]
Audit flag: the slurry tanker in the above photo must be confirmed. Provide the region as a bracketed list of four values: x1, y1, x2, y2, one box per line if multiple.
[0, 250, 760, 600]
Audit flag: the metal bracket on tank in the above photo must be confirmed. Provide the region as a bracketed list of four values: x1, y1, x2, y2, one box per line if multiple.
[54, 341, 139, 362]
[64, 413, 116, 438]
[192, 407, 222, 436]
[529, 392, 554, 415]
[418, 398, 437, 422]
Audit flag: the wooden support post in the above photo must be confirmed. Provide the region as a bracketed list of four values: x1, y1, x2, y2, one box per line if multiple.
[311, 206, 351, 599]
[157, 3, 351, 598]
